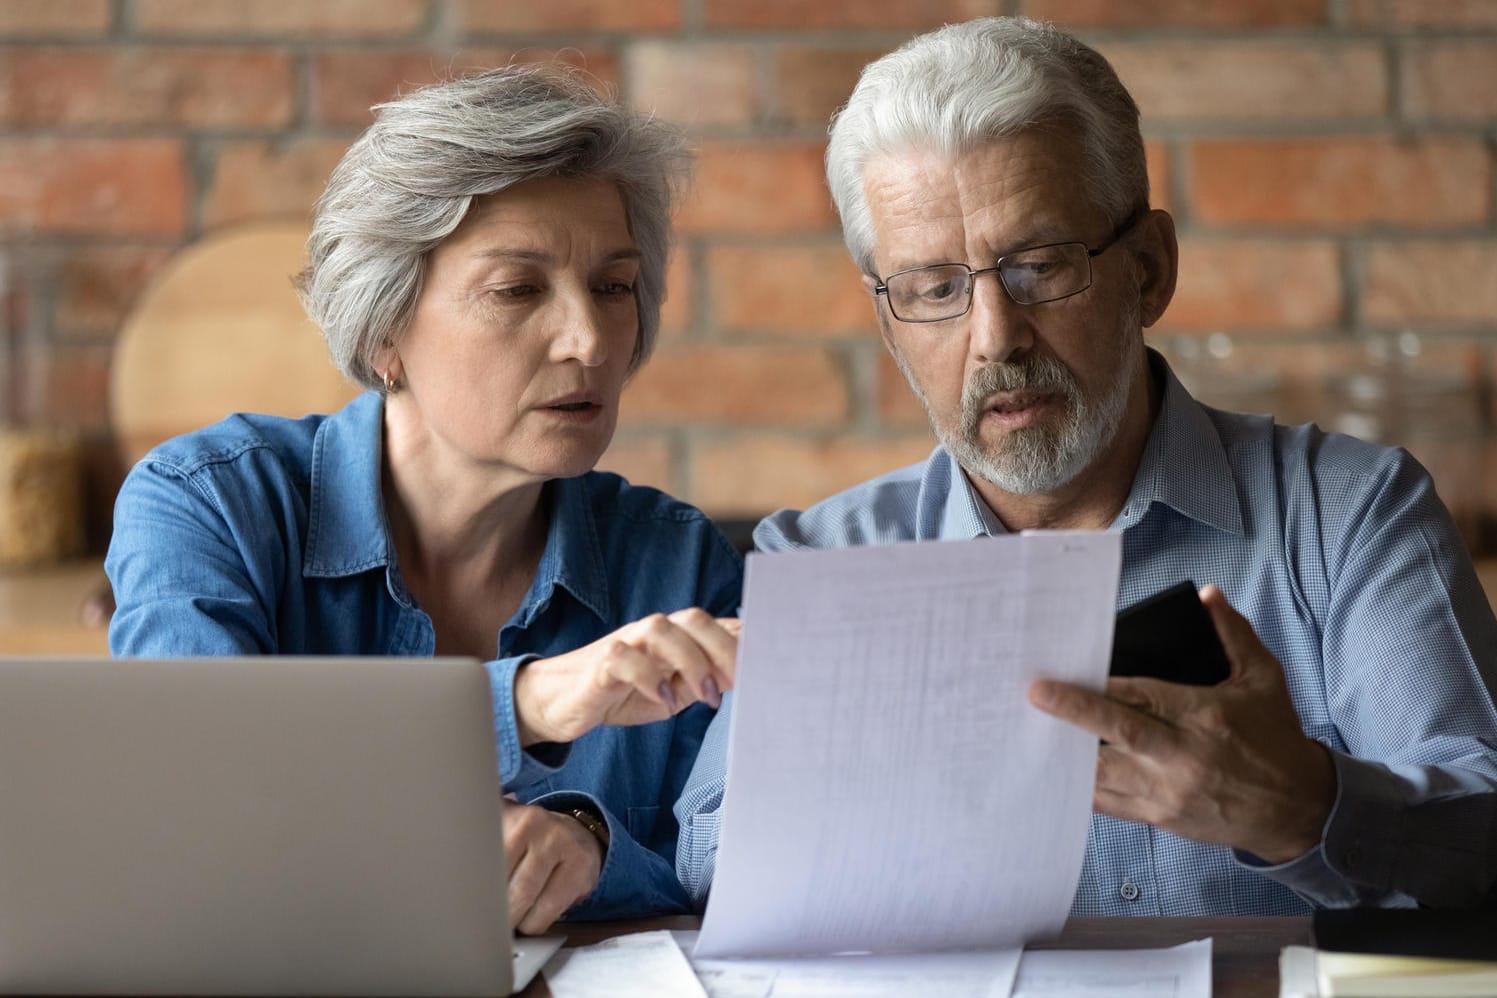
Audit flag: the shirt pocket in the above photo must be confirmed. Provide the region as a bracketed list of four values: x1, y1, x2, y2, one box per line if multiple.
[627, 805, 661, 844]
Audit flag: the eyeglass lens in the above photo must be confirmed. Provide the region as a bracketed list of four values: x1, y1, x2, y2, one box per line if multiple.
[885, 243, 1092, 321]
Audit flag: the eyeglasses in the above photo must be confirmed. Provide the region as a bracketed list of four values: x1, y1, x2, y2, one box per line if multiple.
[873, 213, 1143, 323]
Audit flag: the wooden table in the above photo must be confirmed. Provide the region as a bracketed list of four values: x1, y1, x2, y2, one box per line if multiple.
[0, 557, 109, 654]
[520, 916, 1310, 997]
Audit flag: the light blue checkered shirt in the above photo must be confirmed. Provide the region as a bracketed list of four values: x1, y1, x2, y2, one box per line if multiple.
[676, 353, 1497, 916]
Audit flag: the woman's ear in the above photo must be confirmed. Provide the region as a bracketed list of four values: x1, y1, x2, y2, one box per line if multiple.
[1132, 209, 1179, 329]
[373, 341, 404, 384]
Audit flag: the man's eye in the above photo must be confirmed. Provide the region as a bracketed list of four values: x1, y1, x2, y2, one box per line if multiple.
[911, 272, 965, 301]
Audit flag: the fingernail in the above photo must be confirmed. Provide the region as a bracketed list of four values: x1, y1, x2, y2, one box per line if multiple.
[703, 676, 721, 708]
[658, 680, 679, 711]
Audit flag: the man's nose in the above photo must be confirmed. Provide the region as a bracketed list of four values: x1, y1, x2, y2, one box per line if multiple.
[965, 270, 1034, 366]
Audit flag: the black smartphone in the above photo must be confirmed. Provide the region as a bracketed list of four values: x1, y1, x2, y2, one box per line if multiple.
[1109, 580, 1231, 686]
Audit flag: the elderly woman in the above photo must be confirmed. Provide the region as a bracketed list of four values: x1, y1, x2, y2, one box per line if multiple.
[105, 66, 741, 932]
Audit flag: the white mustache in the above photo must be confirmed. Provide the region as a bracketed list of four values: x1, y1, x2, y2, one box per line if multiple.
[961, 356, 1079, 416]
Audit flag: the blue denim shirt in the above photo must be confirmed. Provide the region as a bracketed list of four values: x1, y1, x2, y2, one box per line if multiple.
[107, 391, 743, 920]
[677, 353, 1497, 915]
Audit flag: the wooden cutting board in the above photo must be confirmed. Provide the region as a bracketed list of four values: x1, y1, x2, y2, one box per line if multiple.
[110, 221, 361, 467]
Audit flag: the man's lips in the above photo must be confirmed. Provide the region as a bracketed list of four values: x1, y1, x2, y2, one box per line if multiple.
[983, 391, 1052, 415]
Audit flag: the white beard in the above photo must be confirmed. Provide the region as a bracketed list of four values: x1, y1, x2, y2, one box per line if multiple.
[892, 327, 1141, 496]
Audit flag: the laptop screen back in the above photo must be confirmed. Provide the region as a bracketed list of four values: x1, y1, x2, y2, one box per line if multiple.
[0, 656, 515, 997]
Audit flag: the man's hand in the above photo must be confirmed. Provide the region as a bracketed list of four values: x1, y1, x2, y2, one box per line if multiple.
[1028, 585, 1335, 864]
[513, 610, 739, 746]
[503, 800, 604, 935]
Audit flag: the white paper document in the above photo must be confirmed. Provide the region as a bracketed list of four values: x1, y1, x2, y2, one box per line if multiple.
[1013, 939, 1213, 997]
[677, 930, 1021, 998]
[696, 532, 1122, 958]
[542, 930, 707, 998]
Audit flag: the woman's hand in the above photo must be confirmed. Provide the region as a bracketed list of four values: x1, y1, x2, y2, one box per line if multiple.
[503, 800, 603, 934]
[513, 608, 739, 745]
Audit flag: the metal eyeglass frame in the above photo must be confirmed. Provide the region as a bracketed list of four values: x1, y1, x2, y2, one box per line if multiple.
[873, 211, 1145, 323]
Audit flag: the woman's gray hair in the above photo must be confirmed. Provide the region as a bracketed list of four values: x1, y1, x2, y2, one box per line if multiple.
[298, 65, 690, 390]
[827, 16, 1148, 276]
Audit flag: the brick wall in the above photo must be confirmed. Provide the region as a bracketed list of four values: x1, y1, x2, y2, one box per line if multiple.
[2, 0, 1495, 548]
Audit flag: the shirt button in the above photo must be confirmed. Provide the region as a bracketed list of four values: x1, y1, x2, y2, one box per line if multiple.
[1119, 881, 1141, 902]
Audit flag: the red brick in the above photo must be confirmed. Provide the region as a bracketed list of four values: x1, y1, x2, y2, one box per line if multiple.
[0, 0, 110, 37]
[626, 42, 757, 128]
[596, 433, 675, 491]
[678, 142, 837, 234]
[706, 0, 985, 30]
[0, 139, 188, 237]
[1190, 137, 1490, 228]
[709, 243, 872, 337]
[622, 345, 849, 426]
[53, 246, 173, 337]
[203, 139, 351, 229]
[310, 48, 618, 127]
[1347, 0, 1497, 27]
[1102, 41, 1385, 122]
[1401, 41, 1497, 120]
[658, 250, 691, 340]
[134, 0, 428, 37]
[25, 343, 113, 431]
[1363, 240, 1497, 325]
[452, 0, 679, 32]
[691, 434, 935, 516]
[1024, 0, 1325, 26]
[876, 350, 929, 429]
[775, 47, 889, 126]
[1157, 239, 1342, 333]
[1145, 140, 1172, 214]
[0, 48, 294, 128]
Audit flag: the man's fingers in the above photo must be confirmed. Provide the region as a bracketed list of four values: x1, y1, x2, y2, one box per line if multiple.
[1198, 585, 1273, 682]
[1029, 679, 1177, 755]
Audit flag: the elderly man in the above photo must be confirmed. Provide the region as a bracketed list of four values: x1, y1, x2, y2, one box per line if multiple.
[676, 16, 1497, 915]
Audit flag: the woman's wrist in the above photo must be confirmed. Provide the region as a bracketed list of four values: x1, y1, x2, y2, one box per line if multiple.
[512, 659, 551, 746]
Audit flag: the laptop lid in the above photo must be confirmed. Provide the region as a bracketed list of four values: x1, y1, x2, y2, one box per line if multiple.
[0, 656, 542, 997]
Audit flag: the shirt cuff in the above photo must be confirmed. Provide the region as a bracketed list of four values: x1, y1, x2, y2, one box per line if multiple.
[1234, 750, 1406, 907]
[486, 655, 572, 791]
[529, 790, 619, 912]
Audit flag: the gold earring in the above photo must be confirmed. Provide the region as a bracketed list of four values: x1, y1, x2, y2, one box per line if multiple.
[381, 369, 400, 395]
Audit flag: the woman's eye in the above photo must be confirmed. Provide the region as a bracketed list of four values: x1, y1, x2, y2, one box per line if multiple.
[491, 284, 540, 299]
[596, 281, 636, 297]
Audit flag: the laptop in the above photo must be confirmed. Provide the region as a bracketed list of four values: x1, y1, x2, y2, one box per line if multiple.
[0, 656, 563, 996]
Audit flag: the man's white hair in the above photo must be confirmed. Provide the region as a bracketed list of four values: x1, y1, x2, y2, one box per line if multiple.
[826, 16, 1149, 276]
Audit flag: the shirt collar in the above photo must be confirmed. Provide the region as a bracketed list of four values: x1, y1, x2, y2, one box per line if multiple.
[916, 350, 1244, 539]
[520, 475, 612, 626]
[1123, 350, 1244, 536]
[303, 393, 613, 621]
[304, 391, 390, 578]
[928, 449, 1008, 539]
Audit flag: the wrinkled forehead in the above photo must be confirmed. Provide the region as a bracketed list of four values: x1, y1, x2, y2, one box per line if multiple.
[861, 131, 1097, 273]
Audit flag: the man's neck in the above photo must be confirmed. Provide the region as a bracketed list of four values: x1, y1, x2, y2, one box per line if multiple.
[969, 365, 1161, 534]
